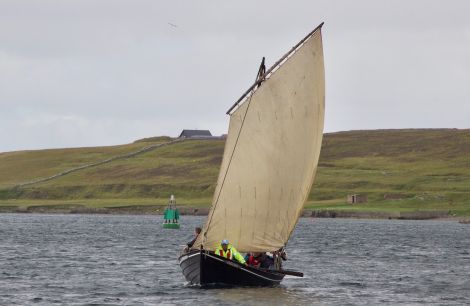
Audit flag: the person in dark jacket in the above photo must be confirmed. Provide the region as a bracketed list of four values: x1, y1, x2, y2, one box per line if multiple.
[185, 227, 201, 250]
[259, 253, 274, 269]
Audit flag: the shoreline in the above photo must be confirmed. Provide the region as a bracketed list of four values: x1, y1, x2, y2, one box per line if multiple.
[0, 205, 462, 221]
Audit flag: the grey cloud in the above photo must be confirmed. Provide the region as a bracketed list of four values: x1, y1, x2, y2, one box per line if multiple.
[1, 0, 469, 152]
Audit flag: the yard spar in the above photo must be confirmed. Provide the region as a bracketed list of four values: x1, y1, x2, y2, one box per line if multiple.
[179, 22, 325, 286]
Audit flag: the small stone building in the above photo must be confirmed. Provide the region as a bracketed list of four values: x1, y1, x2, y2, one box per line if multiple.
[347, 194, 368, 204]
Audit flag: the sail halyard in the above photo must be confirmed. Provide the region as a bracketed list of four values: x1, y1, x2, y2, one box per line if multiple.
[193, 24, 325, 253]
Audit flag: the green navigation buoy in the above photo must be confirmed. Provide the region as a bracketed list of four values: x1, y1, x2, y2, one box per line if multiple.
[163, 194, 180, 229]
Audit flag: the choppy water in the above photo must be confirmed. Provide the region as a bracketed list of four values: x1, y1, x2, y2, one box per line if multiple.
[0, 214, 469, 305]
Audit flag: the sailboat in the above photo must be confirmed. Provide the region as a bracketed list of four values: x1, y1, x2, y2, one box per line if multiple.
[179, 23, 325, 286]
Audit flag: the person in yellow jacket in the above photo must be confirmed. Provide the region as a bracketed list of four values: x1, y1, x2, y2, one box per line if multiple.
[214, 239, 246, 265]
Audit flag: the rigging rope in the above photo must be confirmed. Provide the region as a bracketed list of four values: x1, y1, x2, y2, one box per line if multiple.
[202, 60, 266, 248]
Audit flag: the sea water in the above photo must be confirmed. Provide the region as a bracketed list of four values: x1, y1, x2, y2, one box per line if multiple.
[0, 214, 469, 305]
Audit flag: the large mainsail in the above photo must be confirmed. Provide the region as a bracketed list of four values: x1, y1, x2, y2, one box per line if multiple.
[193, 25, 325, 252]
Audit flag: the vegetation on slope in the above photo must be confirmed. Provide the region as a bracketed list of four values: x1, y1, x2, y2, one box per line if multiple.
[1, 129, 469, 216]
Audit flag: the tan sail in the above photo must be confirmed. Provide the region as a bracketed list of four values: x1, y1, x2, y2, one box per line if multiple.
[193, 26, 325, 252]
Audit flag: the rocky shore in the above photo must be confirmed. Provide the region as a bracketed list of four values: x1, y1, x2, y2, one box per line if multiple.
[0, 205, 454, 220]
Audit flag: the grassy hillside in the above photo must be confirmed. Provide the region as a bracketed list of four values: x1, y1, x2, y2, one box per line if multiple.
[1, 129, 469, 216]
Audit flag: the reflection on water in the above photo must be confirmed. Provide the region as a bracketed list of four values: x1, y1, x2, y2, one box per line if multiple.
[208, 286, 322, 306]
[0, 214, 469, 305]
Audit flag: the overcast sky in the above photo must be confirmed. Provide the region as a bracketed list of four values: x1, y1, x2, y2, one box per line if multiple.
[1, 0, 469, 152]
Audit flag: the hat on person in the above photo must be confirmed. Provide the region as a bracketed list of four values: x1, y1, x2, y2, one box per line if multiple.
[221, 239, 229, 245]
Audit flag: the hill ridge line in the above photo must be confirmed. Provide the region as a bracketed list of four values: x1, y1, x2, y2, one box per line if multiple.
[15, 138, 185, 188]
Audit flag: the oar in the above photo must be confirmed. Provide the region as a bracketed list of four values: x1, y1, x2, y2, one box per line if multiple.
[258, 268, 304, 277]
[277, 269, 304, 277]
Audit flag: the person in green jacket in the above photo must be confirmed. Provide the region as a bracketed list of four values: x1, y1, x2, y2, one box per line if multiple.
[214, 239, 246, 265]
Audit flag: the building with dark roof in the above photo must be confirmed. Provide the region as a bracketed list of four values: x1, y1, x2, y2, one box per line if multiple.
[179, 129, 212, 138]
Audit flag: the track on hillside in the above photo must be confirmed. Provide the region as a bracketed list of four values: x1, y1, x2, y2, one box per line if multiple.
[16, 139, 185, 188]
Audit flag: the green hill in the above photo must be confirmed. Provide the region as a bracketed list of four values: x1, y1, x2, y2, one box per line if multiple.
[1, 129, 469, 216]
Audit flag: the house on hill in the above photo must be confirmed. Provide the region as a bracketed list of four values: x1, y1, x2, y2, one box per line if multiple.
[179, 129, 212, 139]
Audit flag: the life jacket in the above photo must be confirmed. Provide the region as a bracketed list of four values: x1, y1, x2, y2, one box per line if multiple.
[217, 247, 232, 259]
[215, 244, 246, 265]
[247, 255, 260, 266]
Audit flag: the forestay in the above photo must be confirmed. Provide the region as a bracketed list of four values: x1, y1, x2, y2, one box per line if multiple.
[193, 27, 325, 252]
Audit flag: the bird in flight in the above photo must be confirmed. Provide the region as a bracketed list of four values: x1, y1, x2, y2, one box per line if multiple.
[168, 22, 178, 28]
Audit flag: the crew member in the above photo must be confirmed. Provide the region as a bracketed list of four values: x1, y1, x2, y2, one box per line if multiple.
[273, 247, 287, 269]
[214, 239, 246, 265]
[186, 227, 201, 248]
[183, 227, 202, 253]
[245, 252, 261, 268]
[258, 253, 274, 269]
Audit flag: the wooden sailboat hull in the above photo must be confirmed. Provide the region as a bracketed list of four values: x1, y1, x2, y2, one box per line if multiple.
[178, 250, 285, 286]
